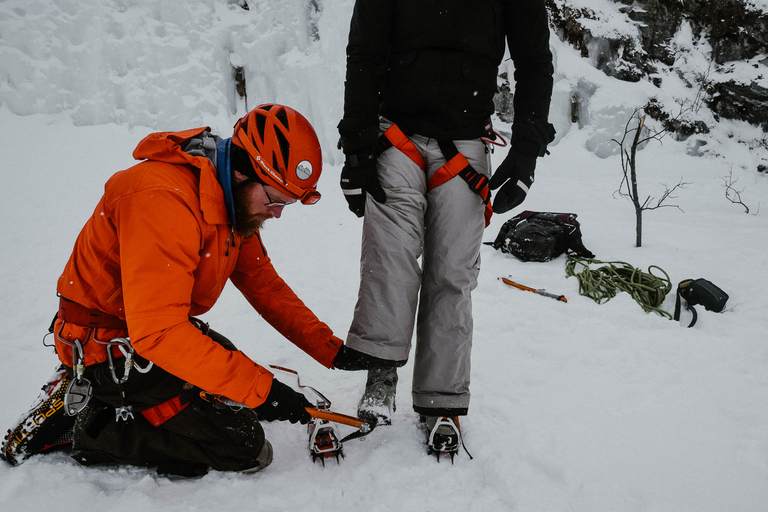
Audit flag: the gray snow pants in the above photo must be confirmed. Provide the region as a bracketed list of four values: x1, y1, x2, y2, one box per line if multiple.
[347, 119, 490, 414]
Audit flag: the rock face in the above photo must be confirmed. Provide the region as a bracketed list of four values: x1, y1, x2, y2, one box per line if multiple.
[543, 0, 768, 132]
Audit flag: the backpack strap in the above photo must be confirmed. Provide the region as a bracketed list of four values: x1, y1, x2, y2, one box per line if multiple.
[674, 280, 698, 328]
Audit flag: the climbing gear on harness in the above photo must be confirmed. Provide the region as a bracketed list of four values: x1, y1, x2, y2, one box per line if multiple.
[565, 257, 673, 319]
[500, 277, 567, 303]
[674, 279, 729, 327]
[378, 123, 493, 226]
[63, 338, 92, 416]
[55, 297, 153, 420]
[232, 104, 322, 205]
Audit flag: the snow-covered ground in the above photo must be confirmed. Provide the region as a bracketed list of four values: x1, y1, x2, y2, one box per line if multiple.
[2, 1, 768, 511]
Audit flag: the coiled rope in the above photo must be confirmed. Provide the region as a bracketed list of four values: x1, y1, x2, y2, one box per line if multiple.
[565, 256, 673, 319]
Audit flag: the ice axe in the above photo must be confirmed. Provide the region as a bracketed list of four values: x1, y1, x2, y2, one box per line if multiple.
[500, 276, 567, 303]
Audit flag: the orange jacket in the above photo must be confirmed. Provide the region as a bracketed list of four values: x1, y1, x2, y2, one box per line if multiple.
[55, 127, 341, 409]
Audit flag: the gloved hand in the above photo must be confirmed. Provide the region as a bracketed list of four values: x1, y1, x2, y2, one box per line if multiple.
[340, 151, 386, 217]
[332, 345, 407, 371]
[255, 379, 313, 424]
[488, 151, 537, 214]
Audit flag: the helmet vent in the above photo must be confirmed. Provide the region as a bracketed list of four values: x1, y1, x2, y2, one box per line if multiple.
[274, 128, 290, 168]
[255, 113, 267, 143]
[275, 108, 289, 129]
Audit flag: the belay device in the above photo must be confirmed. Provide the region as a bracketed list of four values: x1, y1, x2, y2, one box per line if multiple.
[673, 278, 729, 327]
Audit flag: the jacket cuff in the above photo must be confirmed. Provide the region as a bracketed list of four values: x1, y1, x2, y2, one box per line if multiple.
[511, 117, 556, 158]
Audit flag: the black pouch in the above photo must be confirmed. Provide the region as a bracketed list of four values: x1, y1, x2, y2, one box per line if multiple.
[673, 278, 729, 327]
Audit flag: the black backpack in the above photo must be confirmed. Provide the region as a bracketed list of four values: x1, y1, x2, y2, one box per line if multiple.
[673, 278, 729, 327]
[488, 211, 595, 262]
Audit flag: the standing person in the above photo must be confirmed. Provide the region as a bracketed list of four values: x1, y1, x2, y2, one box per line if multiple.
[2, 104, 350, 476]
[334, 0, 556, 459]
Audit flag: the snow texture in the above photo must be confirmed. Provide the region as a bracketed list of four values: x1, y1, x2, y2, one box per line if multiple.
[1, 1, 767, 511]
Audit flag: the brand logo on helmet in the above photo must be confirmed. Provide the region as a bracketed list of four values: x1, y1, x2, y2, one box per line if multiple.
[296, 161, 313, 181]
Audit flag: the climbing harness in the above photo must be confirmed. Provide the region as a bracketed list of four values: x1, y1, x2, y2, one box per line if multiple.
[54, 297, 153, 420]
[565, 256, 673, 318]
[378, 123, 494, 226]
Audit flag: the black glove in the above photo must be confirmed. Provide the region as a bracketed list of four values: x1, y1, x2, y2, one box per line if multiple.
[255, 379, 312, 424]
[340, 151, 386, 217]
[332, 345, 407, 371]
[488, 152, 537, 214]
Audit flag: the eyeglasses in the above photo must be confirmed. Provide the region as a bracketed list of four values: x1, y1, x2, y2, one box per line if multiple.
[234, 127, 322, 205]
[263, 185, 298, 207]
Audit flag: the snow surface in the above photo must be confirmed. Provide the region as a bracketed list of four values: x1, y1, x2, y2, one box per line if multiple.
[1, 1, 768, 511]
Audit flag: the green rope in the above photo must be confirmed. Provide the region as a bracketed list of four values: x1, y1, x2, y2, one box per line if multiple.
[565, 256, 673, 319]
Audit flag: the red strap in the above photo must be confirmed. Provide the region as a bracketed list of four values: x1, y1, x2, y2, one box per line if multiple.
[382, 125, 425, 170]
[428, 153, 469, 189]
[431, 154, 493, 228]
[58, 297, 127, 330]
[140, 396, 189, 427]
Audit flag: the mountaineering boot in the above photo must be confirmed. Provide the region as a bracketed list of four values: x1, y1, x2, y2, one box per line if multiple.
[423, 416, 462, 463]
[1, 366, 76, 465]
[357, 367, 398, 426]
[239, 440, 274, 474]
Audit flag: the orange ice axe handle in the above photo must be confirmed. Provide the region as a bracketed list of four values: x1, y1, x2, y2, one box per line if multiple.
[500, 277, 567, 303]
[305, 408, 370, 432]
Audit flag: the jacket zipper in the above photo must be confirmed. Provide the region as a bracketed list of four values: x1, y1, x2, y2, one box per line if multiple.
[225, 225, 236, 257]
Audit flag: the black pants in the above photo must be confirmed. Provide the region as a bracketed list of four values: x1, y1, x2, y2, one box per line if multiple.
[69, 322, 265, 475]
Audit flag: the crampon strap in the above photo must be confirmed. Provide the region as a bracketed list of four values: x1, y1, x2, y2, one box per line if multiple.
[379, 124, 493, 227]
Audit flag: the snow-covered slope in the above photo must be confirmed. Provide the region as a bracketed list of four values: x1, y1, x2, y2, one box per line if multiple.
[1, 1, 767, 511]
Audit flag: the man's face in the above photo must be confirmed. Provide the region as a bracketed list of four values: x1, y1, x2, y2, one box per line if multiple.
[232, 171, 295, 238]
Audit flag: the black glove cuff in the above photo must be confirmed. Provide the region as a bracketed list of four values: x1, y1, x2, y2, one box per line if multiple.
[511, 118, 556, 158]
[345, 151, 376, 168]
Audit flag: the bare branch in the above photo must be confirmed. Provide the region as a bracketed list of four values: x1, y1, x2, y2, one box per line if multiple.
[643, 179, 689, 212]
[722, 170, 751, 214]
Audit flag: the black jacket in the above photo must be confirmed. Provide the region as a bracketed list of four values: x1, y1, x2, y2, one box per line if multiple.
[338, 0, 555, 156]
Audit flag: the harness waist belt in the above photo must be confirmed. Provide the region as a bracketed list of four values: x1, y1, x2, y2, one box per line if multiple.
[58, 297, 128, 330]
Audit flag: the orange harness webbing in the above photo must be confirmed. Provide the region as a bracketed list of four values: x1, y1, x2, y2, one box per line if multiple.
[380, 124, 493, 227]
[140, 395, 189, 427]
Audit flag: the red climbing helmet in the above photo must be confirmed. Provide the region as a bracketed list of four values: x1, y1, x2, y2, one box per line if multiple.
[232, 104, 322, 204]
